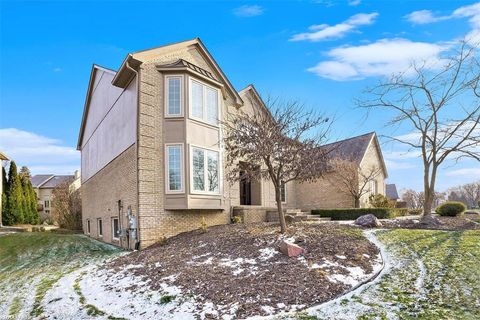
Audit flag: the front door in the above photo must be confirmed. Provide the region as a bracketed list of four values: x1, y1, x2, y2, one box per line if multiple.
[240, 171, 251, 205]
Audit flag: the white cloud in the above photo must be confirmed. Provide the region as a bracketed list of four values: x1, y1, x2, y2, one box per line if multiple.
[348, 0, 361, 6]
[405, 2, 480, 44]
[0, 128, 79, 175]
[404, 10, 450, 25]
[290, 12, 378, 42]
[308, 38, 447, 80]
[53, 67, 62, 72]
[445, 167, 480, 177]
[233, 5, 264, 17]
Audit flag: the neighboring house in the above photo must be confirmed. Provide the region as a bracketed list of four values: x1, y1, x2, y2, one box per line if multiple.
[31, 174, 75, 221]
[0, 151, 10, 227]
[77, 38, 388, 249]
[386, 184, 400, 201]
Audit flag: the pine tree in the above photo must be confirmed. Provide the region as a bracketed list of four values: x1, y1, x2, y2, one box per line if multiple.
[19, 166, 34, 224]
[19, 166, 39, 225]
[4, 161, 24, 225]
[1, 167, 6, 219]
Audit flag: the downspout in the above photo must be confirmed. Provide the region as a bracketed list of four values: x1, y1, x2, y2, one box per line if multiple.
[125, 56, 141, 250]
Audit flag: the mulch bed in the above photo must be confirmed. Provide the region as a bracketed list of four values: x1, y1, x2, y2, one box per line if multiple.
[381, 214, 480, 231]
[107, 223, 379, 318]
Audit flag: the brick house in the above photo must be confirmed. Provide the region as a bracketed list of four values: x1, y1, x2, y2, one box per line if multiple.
[77, 38, 388, 249]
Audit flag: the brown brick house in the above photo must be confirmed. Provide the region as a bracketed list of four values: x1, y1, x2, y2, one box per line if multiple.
[77, 38, 388, 249]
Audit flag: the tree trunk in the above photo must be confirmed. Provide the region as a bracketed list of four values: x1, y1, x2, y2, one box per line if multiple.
[275, 187, 286, 233]
[354, 197, 360, 208]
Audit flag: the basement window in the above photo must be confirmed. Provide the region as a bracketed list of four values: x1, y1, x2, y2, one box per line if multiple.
[112, 218, 119, 240]
[97, 218, 103, 237]
[86, 219, 91, 234]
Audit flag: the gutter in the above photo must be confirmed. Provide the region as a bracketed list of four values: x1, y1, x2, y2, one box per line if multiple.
[125, 56, 141, 250]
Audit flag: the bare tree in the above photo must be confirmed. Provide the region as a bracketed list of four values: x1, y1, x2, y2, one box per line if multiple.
[223, 98, 331, 233]
[448, 181, 480, 208]
[52, 179, 82, 230]
[401, 189, 424, 210]
[358, 41, 480, 217]
[401, 189, 446, 210]
[327, 158, 382, 208]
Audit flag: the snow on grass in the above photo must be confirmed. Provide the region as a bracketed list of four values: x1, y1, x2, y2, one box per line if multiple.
[258, 247, 278, 261]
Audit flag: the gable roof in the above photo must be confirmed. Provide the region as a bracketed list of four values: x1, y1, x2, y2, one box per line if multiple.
[322, 132, 375, 164]
[386, 184, 400, 200]
[78, 38, 244, 150]
[322, 132, 388, 178]
[31, 174, 74, 189]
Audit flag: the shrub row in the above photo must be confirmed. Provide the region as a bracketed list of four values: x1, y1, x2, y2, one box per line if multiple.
[311, 208, 408, 220]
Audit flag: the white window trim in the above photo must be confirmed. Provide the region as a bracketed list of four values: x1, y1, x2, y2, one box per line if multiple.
[189, 144, 222, 195]
[97, 218, 103, 237]
[112, 218, 119, 240]
[165, 143, 185, 194]
[188, 76, 220, 127]
[164, 74, 184, 118]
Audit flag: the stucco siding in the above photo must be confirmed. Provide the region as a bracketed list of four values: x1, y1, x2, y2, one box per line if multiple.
[81, 70, 137, 182]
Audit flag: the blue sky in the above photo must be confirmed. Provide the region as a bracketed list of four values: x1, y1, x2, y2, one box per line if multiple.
[0, 0, 479, 193]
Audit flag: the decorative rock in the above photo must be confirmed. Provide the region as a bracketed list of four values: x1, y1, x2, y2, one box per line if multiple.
[279, 240, 305, 257]
[285, 215, 296, 224]
[354, 214, 382, 228]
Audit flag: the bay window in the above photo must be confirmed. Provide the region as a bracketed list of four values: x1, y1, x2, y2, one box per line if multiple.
[165, 75, 183, 117]
[189, 78, 219, 125]
[166, 144, 184, 193]
[191, 147, 220, 194]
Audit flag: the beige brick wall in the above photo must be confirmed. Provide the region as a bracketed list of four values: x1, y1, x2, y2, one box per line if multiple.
[136, 46, 235, 248]
[81, 144, 137, 247]
[294, 173, 355, 212]
[294, 137, 386, 211]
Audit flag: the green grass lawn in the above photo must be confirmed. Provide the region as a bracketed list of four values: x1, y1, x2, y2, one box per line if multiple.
[294, 229, 480, 320]
[0, 232, 121, 319]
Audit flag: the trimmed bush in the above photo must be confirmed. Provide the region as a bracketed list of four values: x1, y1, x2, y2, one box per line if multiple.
[435, 202, 466, 217]
[311, 208, 408, 220]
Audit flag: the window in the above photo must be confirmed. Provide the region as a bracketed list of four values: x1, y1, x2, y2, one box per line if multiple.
[97, 219, 103, 237]
[191, 147, 220, 194]
[190, 79, 219, 125]
[112, 218, 119, 240]
[44, 200, 50, 208]
[280, 181, 287, 203]
[166, 144, 184, 193]
[370, 180, 378, 195]
[86, 219, 91, 234]
[165, 76, 182, 116]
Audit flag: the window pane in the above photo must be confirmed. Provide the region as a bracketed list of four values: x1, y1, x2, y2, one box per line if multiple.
[98, 220, 103, 236]
[206, 87, 218, 124]
[192, 81, 203, 119]
[168, 146, 182, 191]
[192, 148, 205, 191]
[113, 218, 119, 238]
[207, 151, 219, 192]
[168, 77, 181, 115]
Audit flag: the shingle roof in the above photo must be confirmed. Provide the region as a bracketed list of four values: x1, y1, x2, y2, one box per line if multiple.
[322, 132, 376, 164]
[31, 175, 54, 188]
[157, 59, 218, 83]
[31, 175, 74, 188]
[386, 184, 400, 200]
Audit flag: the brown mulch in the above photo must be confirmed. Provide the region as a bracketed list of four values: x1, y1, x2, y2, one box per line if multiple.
[107, 223, 379, 318]
[381, 214, 480, 231]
